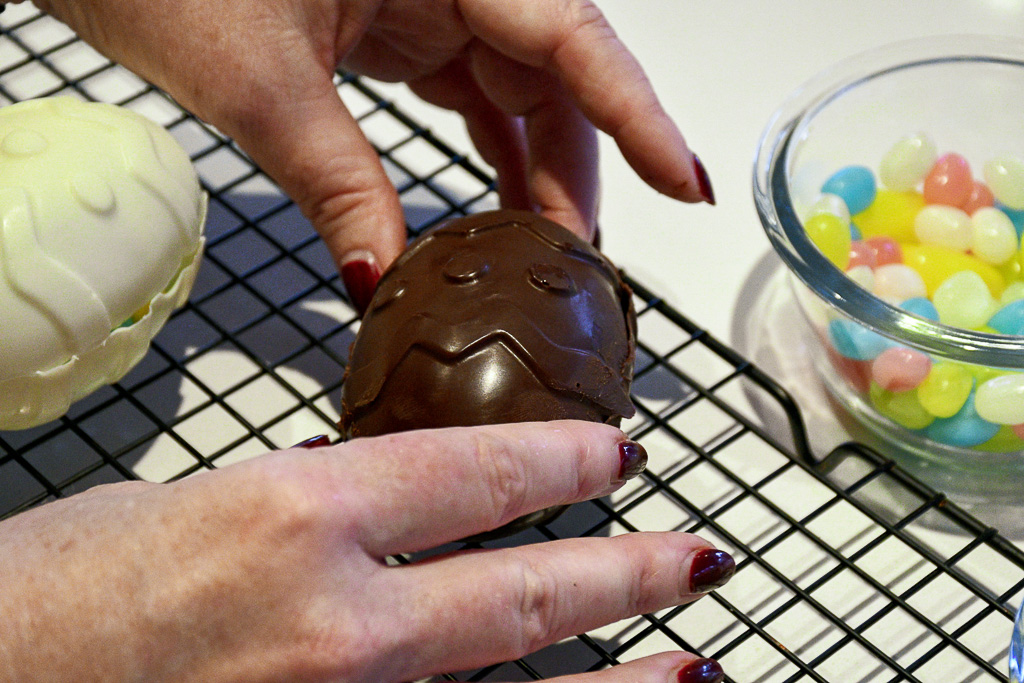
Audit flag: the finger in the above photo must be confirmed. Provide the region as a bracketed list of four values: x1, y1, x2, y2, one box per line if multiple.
[335, 420, 647, 557]
[459, 0, 714, 205]
[467, 42, 599, 240]
[222, 74, 407, 314]
[407, 59, 532, 211]
[547, 652, 726, 683]
[384, 533, 735, 678]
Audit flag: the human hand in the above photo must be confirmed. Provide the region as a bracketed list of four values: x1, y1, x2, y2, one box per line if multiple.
[31, 0, 714, 312]
[0, 420, 733, 682]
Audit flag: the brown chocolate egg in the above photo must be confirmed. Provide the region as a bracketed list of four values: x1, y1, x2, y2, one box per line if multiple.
[339, 209, 637, 537]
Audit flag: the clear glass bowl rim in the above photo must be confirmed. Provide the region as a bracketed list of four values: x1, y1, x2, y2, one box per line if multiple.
[754, 34, 1024, 369]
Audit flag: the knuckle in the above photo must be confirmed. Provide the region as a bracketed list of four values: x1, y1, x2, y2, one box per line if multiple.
[510, 556, 565, 656]
[471, 431, 531, 526]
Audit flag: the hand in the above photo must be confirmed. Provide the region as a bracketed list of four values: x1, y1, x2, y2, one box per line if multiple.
[0, 420, 733, 682]
[30, 0, 714, 312]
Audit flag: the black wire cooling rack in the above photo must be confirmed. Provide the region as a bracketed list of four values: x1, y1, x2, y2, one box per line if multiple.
[2, 7, 1024, 682]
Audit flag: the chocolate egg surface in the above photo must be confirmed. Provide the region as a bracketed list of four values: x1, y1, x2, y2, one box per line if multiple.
[340, 210, 637, 438]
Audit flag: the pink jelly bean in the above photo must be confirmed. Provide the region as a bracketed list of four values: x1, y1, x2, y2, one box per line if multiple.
[923, 153, 973, 207]
[847, 240, 876, 270]
[871, 346, 932, 392]
[1014, 424, 1024, 440]
[962, 180, 996, 214]
[864, 236, 902, 266]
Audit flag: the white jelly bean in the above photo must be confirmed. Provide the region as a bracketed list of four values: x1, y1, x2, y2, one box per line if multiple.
[933, 270, 997, 329]
[975, 374, 1024, 424]
[1001, 281, 1024, 305]
[805, 192, 851, 224]
[846, 264, 875, 291]
[984, 155, 1024, 210]
[970, 206, 1019, 265]
[873, 264, 927, 303]
[879, 133, 937, 191]
[914, 205, 972, 251]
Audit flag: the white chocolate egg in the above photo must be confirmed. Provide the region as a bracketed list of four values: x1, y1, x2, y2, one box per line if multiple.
[0, 97, 207, 429]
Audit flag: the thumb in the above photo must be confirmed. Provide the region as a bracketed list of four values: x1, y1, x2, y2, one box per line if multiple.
[227, 81, 407, 315]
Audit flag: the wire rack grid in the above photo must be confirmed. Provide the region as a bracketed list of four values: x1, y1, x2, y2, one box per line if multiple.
[1, 6, 1024, 682]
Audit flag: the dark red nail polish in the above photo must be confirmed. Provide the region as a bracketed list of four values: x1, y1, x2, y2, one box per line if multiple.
[341, 258, 381, 316]
[293, 435, 331, 449]
[693, 154, 716, 205]
[689, 548, 736, 593]
[618, 440, 647, 480]
[677, 658, 725, 683]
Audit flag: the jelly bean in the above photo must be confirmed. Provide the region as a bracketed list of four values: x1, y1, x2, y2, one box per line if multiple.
[899, 296, 939, 321]
[962, 181, 995, 214]
[849, 222, 862, 241]
[975, 374, 1024, 424]
[828, 318, 893, 361]
[805, 192, 851, 224]
[900, 243, 1005, 298]
[999, 253, 1023, 284]
[970, 206, 1019, 265]
[822, 165, 876, 215]
[913, 205, 972, 251]
[923, 153, 973, 207]
[987, 298, 1024, 336]
[864, 236, 903, 266]
[917, 362, 973, 418]
[804, 213, 851, 269]
[870, 382, 934, 430]
[924, 392, 1001, 447]
[879, 133, 937, 191]
[847, 241, 876, 270]
[998, 202, 1024, 240]
[845, 264, 875, 291]
[1014, 423, 1024, 440]
[826, 344, 872, 394]
[852, 190, 924, 242]
[872, 264, 927, 303]
[975, 426, 1024, 452]
[984, 155, 1024, 210]
[871, 346, 931, 392]
[932, 270, 997, 329]
[1000, 281, 1024, 305]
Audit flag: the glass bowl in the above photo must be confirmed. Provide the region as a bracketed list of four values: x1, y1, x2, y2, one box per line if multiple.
[1012, 600, 1024, 682]
[754, 35, 1024, 499]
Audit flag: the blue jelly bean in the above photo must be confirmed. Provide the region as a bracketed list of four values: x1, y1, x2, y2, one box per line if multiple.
[924, 392, 1000, 447]
[828, 318, 893, 360]
[996, 201, 1024, 241]
[822, 166, 877, 215]
[988, 299, 1024, 336]
[899, 297, 940, 322]
[849, 222, 862, 241]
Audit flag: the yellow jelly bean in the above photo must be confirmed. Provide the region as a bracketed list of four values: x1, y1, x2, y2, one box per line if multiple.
[917, 362, 973, 418]
[870, 382, 934, 429]
[804, 213, 851, 269]
[900, 243, 1005, 298]
[1001, 280, 1024, 304]
[975, 426, 1024, 453]
[998, 252, 1023, 285]
[852, 190, 925, 242]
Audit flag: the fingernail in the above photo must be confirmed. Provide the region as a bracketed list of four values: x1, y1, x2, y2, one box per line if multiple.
[689, 548, 736, 593]
[293, 435, 331, 449]
[617, 440, 648, 480]
[693, 154, 716, 205]
[340, 250, 381, 316]
[677, 657, 725, 683]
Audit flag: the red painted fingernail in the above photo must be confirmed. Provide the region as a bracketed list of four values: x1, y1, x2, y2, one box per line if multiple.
[677, 657, 725, 683]
[293, 435, 331, 449]
[618, 440, 648, 480]
[693, 154, 716, 205]
[689, 548, 736, 593]
[341, 251, 381, 316]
